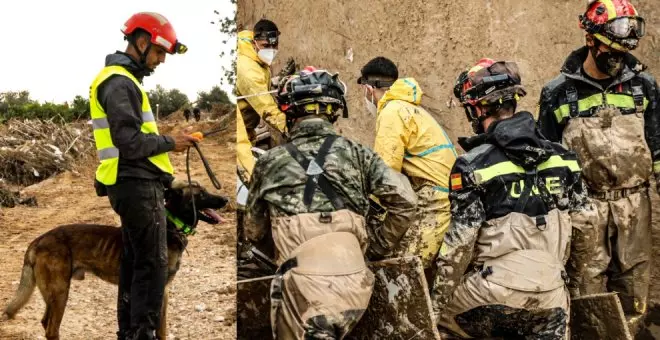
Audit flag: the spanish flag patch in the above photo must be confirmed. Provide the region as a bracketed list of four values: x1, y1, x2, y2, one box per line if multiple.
[450, 173, 462, 190]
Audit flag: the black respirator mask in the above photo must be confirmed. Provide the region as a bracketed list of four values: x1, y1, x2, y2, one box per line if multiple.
[590, 40, 626, 77]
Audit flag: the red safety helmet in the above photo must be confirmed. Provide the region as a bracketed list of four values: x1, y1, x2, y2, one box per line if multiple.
[454, 58, 526, 133]
[579, 0, 645, 51]
[121, 12, 187, 54]
[454, 58, 526, 107]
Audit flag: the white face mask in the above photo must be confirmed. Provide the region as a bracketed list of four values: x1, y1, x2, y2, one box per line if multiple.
[257, 48, 278, 65]
[363, 87, 377, 115]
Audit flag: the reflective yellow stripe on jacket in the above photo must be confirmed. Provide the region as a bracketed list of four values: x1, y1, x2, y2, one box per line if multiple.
[89, 65, 174, 185]
[473, 155, 581, 185]
[553, 92, 649, 123]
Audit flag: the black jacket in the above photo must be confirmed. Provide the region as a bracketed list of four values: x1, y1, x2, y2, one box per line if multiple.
[537, 47, 660, 163]
[97, 52, 175, 182]
[453, 111, 586, 221]
[431, 111, 587, 310]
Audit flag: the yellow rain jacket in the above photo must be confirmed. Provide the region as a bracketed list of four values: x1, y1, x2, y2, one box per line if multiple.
[236, 30, 286, 132]
[374, 78, 457, 269]
[237, 107, 255, 181]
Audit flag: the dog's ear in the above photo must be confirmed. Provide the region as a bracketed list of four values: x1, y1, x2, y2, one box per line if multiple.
[170, 180, 189, 190]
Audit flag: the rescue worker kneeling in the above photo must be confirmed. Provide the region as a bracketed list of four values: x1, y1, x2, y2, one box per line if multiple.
[431, 59, 588, 339]
[245, 68, 417, 339]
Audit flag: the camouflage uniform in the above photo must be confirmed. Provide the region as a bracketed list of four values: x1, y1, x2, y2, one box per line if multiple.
[538, 47, 660, 332]
[431, 112, 588, 339]
[246, 118, 417, 339]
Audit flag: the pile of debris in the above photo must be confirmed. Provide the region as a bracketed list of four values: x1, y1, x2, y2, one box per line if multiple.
[0, 119, 93, 187]
[0, 184, 36, 208]
[209, 103, 234, 120]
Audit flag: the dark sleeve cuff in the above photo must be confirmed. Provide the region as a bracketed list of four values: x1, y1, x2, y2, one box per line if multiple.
[156, 135, 176, 154]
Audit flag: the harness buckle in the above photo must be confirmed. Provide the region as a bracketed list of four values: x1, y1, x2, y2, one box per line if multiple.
[566, 86, 580, 118]
[319, 212, 333, 224]
[481, 266, 494, 279]
[632, 84, 645, 114]
[536, 215, 548, 231]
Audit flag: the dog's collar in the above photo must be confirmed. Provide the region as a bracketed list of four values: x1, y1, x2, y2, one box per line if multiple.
[165, 209, 196, 236]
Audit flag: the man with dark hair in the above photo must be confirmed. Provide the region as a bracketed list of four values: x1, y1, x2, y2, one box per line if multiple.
[432, 58, 587, 339]
[89, 12, 198, 340]
[247, 67, 416, 339]
[183, 108, 191, 122]
[537, 0, 659, 333]
[358, 56, 456, 282]
[236, 18, 292, 147]
[193, 107, 201, 122]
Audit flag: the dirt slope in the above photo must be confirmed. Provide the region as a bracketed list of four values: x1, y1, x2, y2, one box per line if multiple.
[0, 118, 237, 340]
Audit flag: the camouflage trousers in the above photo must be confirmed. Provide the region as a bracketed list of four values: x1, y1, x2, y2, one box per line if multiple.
[566, 188, 651, 333]
[392, 183, 450, 270]
[438, 271, 569, 339]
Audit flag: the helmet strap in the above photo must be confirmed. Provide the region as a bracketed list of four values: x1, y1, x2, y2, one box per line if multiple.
[341, 96, 349, 118]
[127, 33, 154, 74]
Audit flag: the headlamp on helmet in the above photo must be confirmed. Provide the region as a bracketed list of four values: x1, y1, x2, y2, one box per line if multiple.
[276, 69, 348, 123]
[254, 30, 280, 47]
[454, 59, 526, 133]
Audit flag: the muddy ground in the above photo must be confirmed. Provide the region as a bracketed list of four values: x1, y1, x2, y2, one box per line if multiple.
[0, 115, 237, 340]
[238, 0, 660, 336]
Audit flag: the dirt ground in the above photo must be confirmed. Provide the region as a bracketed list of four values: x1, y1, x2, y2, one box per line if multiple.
[238, 0, 660, 336]
[0, 116, 237, 340]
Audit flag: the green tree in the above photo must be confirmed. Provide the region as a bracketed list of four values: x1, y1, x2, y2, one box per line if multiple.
[197, 86, 231, 111]
[0, 90, 34, 114]
[147, 85, 190, 118]
[0, 91, 91, 123]
[70, 95, 90, 120]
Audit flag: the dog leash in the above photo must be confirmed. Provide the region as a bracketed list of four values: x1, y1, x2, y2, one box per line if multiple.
[185, 125, 230, 229]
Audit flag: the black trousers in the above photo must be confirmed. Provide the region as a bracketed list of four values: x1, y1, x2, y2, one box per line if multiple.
[108, 178, 167, 340]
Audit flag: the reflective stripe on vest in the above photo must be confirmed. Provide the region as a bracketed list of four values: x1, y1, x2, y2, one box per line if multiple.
[554, 92, 649, 123]
[89, 65, 174, 185]
[473, 155, 580, 185]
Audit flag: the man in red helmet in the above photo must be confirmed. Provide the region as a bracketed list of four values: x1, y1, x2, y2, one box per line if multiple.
[89, 12, 197, 340]
[431, 58, 587, 339]
[537, 0, 659, 332]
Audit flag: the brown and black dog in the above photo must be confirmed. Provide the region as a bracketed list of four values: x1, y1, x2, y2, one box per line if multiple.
[2, 181, 229, 340]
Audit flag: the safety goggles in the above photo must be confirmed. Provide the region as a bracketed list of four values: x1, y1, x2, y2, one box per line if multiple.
[254, 30, 279, 48]
[357, 77, 394, 88]
[604, 16, 645, 39]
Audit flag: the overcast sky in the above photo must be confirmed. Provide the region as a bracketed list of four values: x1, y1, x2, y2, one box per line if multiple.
[0, 0, 236, 103]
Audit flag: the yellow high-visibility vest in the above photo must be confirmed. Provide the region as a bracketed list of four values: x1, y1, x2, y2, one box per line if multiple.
[89, 65, 174, 185]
